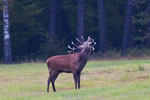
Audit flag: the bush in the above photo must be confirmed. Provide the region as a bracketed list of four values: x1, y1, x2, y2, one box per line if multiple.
[38, 37, 67, 60]
[127, 48, 150, 57]
[138, 64, 145, 71]
[92, 49, 121, 59]
[92, 48, 150, 60]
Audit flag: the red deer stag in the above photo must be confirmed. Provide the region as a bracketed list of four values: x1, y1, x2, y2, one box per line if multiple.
[46, 36, 96, 92]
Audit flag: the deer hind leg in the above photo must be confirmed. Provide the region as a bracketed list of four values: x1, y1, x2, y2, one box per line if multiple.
[73, 73, 78, 89]
[47, 76, 51, 93]
[47, 71, 54, 93]
[51, 71, 59, 92]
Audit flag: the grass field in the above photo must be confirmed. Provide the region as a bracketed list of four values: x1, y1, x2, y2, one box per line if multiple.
[0, 59, 150, 100]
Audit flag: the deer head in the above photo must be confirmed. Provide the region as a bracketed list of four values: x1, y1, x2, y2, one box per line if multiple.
[68, 36, 96, 54]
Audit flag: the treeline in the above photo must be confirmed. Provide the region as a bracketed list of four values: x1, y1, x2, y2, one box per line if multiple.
[0, 0, 150, 63]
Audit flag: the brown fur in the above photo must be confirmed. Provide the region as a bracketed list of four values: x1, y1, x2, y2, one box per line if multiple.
[47, 52, 85, 73]
[46, 36, 95, 92]
[47, 48, 90, 92]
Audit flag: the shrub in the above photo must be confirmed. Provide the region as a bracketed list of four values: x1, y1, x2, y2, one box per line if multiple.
[39, 37, 67, 60]
[138, 64, 145, 71]
[92, 48, 150, 60]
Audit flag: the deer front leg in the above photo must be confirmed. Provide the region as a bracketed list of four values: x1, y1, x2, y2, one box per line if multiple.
[77, 72, 81, 89]
[73, 73, 78, 89]
[47, 71, 54, 93]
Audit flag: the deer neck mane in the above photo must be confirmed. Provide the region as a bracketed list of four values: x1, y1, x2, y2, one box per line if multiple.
[76, 48, 89, 73]
[80, 47, 90, 57]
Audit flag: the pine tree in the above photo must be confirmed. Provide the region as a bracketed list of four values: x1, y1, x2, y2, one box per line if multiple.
[97, 0, 107, 53]
[122, 0, 133, 55]
[77, 0, 85, 37]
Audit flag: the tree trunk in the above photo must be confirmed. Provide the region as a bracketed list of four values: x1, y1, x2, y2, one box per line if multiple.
[2, 0, 12, 64]
[77, 0, 85, 38]
[122, 0, 132, 55]
[57, 0, 72, 42]
[97, 0, 107, 53]
[49, 0, 57, 37]
[129, 22, 134, 48]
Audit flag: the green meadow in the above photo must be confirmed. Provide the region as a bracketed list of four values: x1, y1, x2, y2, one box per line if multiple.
[0, 60, 150, 100]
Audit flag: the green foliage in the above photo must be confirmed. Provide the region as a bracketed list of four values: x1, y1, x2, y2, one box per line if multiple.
[92, 48, 150, 59]
[132, 0, 150, 48]
[0, 0, 49, 61]
[127, 48, 150, 57]
[93, 49, 121, 59]
[0, 0, 149, 62]
[10, 0, 47, 60]
[105, 0, 125, 48]
[39, 37, 67, 59]
[138, 64, 145, 71]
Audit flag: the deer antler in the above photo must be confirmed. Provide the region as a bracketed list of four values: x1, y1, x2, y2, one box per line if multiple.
[88, 37, 96, 47]
[71, 41, 78, 48]
[81, 36, 84, 42]
[91, 39, 94, 42]
[76, 38, 83, 44]
[68, 50, 74, 53]
[71, 41, 83, 50]
[68, 45, 77, 51]
[92, 47, 95, 51]
[68, 36, 96, 53]
[88, 36, 92, 41]
[92, 42, 96, 47]
[68, 45, 78, 53]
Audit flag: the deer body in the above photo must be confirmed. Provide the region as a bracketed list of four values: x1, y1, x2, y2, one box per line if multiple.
[46, 36, 96, 92]
[47, 51, 87, 74]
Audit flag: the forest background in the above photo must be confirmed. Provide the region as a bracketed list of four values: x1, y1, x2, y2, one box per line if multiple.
[0, 0, 150, 63]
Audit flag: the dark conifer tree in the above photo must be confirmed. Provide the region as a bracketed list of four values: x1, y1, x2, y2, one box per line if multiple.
[122, 0, 133, 55]
[77, 0, 85, 38]
[49, 0, 57, 37]
[97, 0, 107, 53]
